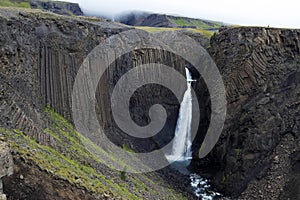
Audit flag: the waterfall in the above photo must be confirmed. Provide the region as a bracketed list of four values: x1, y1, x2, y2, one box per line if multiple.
[165, 68, 222, 199]
[166, 68, 194, 162]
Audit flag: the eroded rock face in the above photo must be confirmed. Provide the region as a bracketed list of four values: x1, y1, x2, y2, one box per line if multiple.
[1, 7, 300, 199]
[30, 1, 83, 16]
[119, 13, 176, 28]
[0, 141, 13, 200]
[0, 7, 211, 154]
[0, 9, 198, 199]
[0, 8, 129, 139]
[195, 27, 300, 197]
[0, 142, 13, 179]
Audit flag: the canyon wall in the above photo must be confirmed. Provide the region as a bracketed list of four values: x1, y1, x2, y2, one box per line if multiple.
[0, 8, 127, 137]
[1, 7, 300, 199]
[194, 27, 300, 198]
[0, 7, 211, 154]
[0, 8, 197, 199]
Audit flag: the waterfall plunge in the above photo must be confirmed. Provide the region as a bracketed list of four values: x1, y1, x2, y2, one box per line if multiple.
[166, 68, 194, 162]
[165, 69, 221, 199]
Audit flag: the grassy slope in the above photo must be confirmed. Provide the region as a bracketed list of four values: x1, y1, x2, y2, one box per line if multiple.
[167, 16, 222, 29]
[0, 0, 30, 8]
[0, 1, 216, 39]
[0, 107, 185, 199]
[135, 26, 214, 38]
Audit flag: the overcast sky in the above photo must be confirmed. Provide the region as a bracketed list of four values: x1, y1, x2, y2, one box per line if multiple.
[63, 0, 300, 28]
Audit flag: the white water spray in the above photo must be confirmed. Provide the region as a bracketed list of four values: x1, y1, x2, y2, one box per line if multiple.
[165, 68, 222, 199]
[167, 68, 194, 162]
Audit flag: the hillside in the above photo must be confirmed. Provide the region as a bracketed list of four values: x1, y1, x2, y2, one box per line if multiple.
[0, 0, 30, 8]
[117, 12, 223, 30]
[0, 0, 83, 16]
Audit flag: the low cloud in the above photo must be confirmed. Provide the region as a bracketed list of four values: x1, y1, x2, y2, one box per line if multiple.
[63, 0, 300, 28]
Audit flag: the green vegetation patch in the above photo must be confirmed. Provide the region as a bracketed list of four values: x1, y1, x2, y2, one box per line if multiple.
[0, 107, 139, 199]
[168, 18, 190, 26]
[168, 16, 222, 30]
[135, 26, 181, 32]
[0, 0, 30, 8]
[135, 26, 214, 38]
[0, 107, 186, 199]
[1, 128, 138, 199]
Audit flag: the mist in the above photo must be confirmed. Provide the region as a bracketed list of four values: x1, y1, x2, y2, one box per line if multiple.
[62, 0, 300, 28]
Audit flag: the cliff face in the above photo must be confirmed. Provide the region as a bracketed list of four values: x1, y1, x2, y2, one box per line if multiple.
[29, 0, 83, 16]
[0, 141, 13, 200]
[118, 12, 222, 30]
[0, 8, 126, 133]
[198, 27, 300, 198]
[1, 6, 300, 199]
[119, 13, 173, 27]
[0, 8, 193, 153]
[0, 8, 195, 199]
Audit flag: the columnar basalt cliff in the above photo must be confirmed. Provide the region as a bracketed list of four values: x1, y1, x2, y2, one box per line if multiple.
[193, 27, 300, 198]
[0, 8, 196, 199]
[0, 7, 300, 200]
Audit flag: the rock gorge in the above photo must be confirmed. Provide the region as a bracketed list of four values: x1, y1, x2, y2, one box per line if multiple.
[0, 7, 299, 200]
[194, 26, 300, 199]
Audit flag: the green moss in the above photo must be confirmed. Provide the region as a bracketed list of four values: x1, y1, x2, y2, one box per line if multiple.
[187, 28, 214, 38]
[0, 7, 79, 22]
[190, 19, 222, 29]
[1, 119, 139, 199]
[135, 26, 181, 32]
[168, 17, 190, 26]
[221, 174, 226, 184]
[234, 148, 242, 157]
[0, 0, 30, 8]
[120, 166, 127, 181]
[168, 16, 222, 30]
[221, 173, 233, 185]
[122, 144, 134, 153]
[3, 128, 138, 198]
[0, 107, 187, 199]
[43, 107, 129, 171]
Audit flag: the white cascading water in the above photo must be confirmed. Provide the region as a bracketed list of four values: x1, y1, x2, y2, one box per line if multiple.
[167, 68, 194, 162]
[166, 68, 222, 199]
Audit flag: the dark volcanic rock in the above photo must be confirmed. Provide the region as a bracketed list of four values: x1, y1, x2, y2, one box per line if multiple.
[119, 13, 176, 27]
[279, 148, 300, 200]
[117, 11, 151, 26]
[192, 27, 300, 198]
[1, 6, 300, 199]
[30, 0, 83, 16]
[0, 8, 130, 151]
[3, 155, 98, 200]
[117, 12, 222, 29]
[139, 14, 176, 27]
[0, 8, 195, 200]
